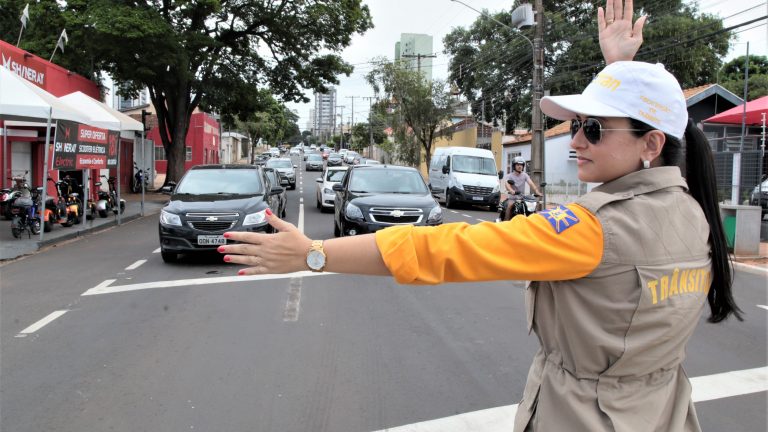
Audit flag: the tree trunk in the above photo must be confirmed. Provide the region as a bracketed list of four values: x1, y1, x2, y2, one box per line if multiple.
[165, 109, 190, 184]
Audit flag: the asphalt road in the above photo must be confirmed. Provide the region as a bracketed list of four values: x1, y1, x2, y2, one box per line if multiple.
[1, 155, 766, 432]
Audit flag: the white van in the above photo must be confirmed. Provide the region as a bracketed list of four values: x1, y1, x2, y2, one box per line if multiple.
[428, 147, 500, 209]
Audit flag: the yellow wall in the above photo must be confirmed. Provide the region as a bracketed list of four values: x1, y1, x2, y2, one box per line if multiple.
[419, 126, 503, 178]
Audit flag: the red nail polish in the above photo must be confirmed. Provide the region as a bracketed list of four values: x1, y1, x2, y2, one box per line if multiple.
[217, 246, 225, 253]
[223, 256, 231, 262]
[238, 269, 245, 275]
[223, 233, 231, 238]
[266, 208, 273, 216]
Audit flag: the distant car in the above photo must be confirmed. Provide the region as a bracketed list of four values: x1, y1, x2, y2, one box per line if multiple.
[333, 165, 443, 237]
[305, 153, 324, 171]
[316, 166, 348, 212]
[265, 157, 297, 190]
[289, 148, 301, 156]
[749, 177, 768, 216]
[344, 151, 358, 164]
[158, 165, 280, 263]
[362, 159, 380, 165]
[263, 167, 287, 218]
[326, 153, 343, 166]
[253, 153, 271, 166]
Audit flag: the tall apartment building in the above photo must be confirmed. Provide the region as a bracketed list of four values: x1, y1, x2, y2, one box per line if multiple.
[112, 85, 149, 111]
[394, 33, 434, 81]
[313, 88, 337, 141]
[307, 108, 316, 133]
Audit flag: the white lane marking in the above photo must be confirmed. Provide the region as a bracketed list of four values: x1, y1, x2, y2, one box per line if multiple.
[16, 310, 68, 336]
[283, 277, 302, 322]
[299, 203, 305, 234]
[462, 214, 472, 218]
[153, 248, 160, 254]
[81, 272, 332, 296]
[300, 197, 304, 204]
[758, 305, 768, 311]
[125, 259, 147, 271]
[372, 367, 768, 432]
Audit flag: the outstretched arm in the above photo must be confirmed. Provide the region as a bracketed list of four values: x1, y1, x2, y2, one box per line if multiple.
[598, 0, 646, 64]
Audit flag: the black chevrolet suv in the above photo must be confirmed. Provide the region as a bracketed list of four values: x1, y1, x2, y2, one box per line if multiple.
[332, 165, 443, 237]
[158, 164, 281, 263]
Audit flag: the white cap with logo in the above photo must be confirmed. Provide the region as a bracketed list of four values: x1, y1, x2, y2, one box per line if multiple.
[540, 61, 688, 139]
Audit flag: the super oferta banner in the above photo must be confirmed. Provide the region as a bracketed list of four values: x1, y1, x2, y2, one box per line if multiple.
[52, 120, 119, 170]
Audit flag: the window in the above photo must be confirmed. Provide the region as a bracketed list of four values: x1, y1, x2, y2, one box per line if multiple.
[506, 152, 521, 174]
[186, 146, 192, 161]
[155, 146, 166, 161]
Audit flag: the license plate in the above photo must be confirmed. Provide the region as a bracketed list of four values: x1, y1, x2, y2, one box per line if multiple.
[198, 235, 226, 245]
[472, 196, 483, 201]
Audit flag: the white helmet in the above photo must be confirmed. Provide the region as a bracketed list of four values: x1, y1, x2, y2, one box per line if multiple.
[513, 156, 525, 167]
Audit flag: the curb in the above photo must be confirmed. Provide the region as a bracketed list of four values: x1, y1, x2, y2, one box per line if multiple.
[732, 261, 768, 276]
[38, 212, 145, 248]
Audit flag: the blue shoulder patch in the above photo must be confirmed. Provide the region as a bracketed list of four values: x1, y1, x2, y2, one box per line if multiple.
[540, 206, 580, 234]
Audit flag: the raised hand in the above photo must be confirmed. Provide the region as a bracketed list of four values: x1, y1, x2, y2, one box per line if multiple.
[598, 0, 646, 64]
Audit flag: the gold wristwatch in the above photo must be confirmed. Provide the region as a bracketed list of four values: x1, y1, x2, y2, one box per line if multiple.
[306, 240, 327, 272]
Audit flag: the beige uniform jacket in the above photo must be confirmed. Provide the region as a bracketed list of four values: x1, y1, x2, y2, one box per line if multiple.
[375, 167, 712, 431]
[515, 167, 711, 431]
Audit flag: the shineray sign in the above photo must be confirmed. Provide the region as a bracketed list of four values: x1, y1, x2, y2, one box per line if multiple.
[52, 120, 119, 170]
[0, 44, 46, 87]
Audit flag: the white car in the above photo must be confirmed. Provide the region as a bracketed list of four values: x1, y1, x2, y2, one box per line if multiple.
[316, 166, 349, 212]
[289, 148, 301, 156]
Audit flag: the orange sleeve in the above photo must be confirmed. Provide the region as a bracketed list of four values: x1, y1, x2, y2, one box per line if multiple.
[374, 204, 603, 285]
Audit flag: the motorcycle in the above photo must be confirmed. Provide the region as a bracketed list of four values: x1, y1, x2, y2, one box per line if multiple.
[132, 162, 149, 193]
[10, 182, 40, 238]
[41, 181, 67, 232]
[496, 180, 545, 222]
[58, 175, 83, 226]
[1, 171, 30, 220]
[91, 175, 125, 218]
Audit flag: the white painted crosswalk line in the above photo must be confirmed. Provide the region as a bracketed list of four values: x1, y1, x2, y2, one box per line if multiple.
[16, 310, 69, 337]
[125, 259, 147, 270]
[372, 367, 768, 432]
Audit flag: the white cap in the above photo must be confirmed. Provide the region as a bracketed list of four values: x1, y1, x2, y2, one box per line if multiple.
[540, 61, 687, 139]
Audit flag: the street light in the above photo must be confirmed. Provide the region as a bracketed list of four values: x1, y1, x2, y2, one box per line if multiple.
[448, 0, 545, 201]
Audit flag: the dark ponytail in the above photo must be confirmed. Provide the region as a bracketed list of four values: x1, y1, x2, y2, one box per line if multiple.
[630, 118, 743, 322]
[681, 119, 742, 322]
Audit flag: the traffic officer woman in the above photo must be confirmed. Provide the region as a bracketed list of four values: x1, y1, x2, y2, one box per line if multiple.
[218, 1, 742, 430]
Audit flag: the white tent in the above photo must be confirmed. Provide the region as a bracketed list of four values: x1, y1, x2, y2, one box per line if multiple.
[0, 66, 91, 124]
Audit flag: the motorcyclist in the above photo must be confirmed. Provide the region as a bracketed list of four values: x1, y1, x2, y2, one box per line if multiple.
[503, 157, 542, 220]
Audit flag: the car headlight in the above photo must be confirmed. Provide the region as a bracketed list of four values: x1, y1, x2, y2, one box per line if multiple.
[452, 180, 464, 190]
[243, 209, 267, 226]
[345, 203, 364, 220]
[160, 209, 182, 226]
[492, 183, 499, 193]
[324, 188, 333, 194]
[427, 205, 442, 222]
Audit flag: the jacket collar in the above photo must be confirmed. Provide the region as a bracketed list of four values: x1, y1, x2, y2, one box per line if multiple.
[593, 166, 688, 196]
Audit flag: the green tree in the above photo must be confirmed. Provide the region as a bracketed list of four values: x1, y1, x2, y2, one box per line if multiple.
[3, 1, 372, 185]
[719, 55, 768, 101]
[229, 92, 299, 150]
[366, 58, 453, 169]
[444, 1, 732, 132]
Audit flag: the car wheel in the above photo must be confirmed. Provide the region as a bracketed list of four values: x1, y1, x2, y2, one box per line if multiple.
[334, 220, 341, 237]
[281, 206, 286, 218]
[445, 189, 454, 209]
[161, 249, 178, 263]
[316, 196, 322, 209]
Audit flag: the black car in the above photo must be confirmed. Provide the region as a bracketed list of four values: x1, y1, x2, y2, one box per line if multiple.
[333, 165, 443, 237]
[305, 153, 324, 171]
[263, 167, 288, 218]
[158, 165, 282, 263]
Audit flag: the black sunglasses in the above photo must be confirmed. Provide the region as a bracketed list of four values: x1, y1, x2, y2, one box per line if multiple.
[570, 117, 649, 145]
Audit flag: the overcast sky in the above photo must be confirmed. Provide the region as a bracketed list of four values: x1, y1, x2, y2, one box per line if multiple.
[285, 0, 767, 131]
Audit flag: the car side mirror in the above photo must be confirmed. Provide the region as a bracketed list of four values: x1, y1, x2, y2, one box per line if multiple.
[332, 184, 344, 192]
[442, 166, 449, 174]
[161, 184, 175, 194]
[316, 178, 323, 183]
[498, 170, 504, 179]
[271, 186, 285, 195]
[293, 165, 298, 168]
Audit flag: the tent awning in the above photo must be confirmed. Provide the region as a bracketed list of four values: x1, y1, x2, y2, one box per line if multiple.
[703, 96, 768, 125]
[59, 91, 120, 131]
[0, 67, 92, 124]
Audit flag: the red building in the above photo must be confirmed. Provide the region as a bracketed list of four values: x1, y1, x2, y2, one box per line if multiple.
[145, 110, 220, 175]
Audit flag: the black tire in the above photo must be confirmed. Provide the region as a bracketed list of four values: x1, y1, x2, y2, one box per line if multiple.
[161, 250, 178, 263]
[316, 197, 321, 209]
[281, 206, 286, 218]
[98, 209, 108, 218]
[44, 217, 53, 232]
[333, 220, 341, 237]
[11, 217, 22, 238]
[445, 189, 454, 209]
[30, 219, 40, 235]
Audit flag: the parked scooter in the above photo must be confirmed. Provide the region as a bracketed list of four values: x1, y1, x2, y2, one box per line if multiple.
[1, 171, 30, 220]
[9, 181, 40, 238]
[90, 175, 125, 218]
[132, 162, 149, 193]
[58, 175, 83, 226]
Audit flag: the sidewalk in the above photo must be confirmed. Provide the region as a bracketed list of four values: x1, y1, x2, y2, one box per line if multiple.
[0, 192, 168, 262]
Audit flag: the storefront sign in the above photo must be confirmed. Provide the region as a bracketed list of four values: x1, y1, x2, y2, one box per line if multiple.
[52, 120, 119, 169]
[1, 43, 46, 87]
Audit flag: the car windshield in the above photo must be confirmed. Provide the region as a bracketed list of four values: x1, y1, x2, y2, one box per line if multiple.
[328, 154, 341, 159]
[326, 170, 347, 182]
[348, 169, 428, 194]
[175, 169, 264, 195]
[266, 159, 292, 168]
[307, 154, 323, 161]
[452, 155, 497, 175]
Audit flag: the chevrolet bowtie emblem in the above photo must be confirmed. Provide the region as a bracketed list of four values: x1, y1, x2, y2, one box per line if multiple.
[205, 216, 218, 221]
[391, 210, 404, 217]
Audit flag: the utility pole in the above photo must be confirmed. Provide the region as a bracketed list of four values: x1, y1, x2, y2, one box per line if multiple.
[363, 96, 377, 159]
[531, 0, 545, 191]
[346, 96, 360, 151]
[401, 53, 436, 76]
[335, 105, 345, 150]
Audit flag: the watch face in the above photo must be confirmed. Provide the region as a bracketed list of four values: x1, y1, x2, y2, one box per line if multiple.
[307, 250, 325, 270]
